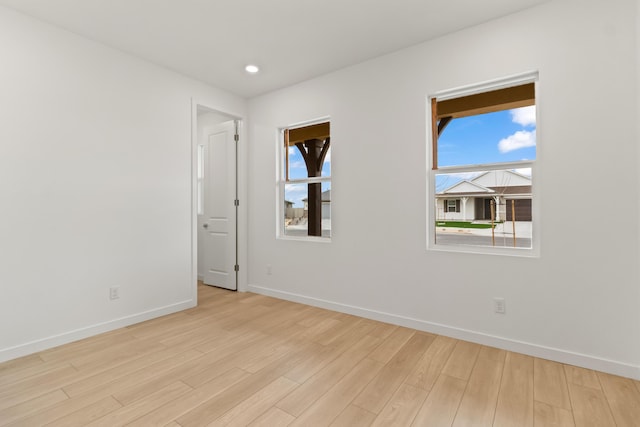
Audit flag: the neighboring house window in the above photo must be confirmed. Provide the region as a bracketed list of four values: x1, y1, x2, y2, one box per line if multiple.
[429, 73, 537, 254]
[446, 199, 461, 213]
[279, 120, 331, 239]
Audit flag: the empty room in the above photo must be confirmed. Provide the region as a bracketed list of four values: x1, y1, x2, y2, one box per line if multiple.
[0, 0, 639, 425]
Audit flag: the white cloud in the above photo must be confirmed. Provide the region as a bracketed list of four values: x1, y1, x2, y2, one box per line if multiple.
[510, 105, 536, 127]
[498, 130, 536, 153]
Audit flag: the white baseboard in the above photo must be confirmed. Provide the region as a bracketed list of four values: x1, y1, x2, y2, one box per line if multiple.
[0, 299, 196, 364]
[248, 284, 640, 380]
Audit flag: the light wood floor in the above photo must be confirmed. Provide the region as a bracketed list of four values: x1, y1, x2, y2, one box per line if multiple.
[2, 284, 639, 426]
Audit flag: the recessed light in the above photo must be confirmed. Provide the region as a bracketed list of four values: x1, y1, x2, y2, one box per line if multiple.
[245, 64, 259, 74]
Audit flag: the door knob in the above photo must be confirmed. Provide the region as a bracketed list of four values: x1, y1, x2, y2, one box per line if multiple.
[203, 223, 208, 229]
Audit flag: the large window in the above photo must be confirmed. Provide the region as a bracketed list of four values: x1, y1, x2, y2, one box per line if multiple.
[429, 74, 537, 253]
[279, 121, 331, 239]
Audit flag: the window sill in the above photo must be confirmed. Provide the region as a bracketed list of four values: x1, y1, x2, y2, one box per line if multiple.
[427, 242, 539, 258]
[277, 235, 332, 243]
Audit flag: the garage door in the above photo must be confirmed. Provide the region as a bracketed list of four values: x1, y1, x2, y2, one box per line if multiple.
[506, 199, 532, 221]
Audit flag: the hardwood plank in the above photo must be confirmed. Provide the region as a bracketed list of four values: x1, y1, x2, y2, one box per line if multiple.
[0, 359, 70, 389]
[533, 401, 575, 427]
[85, 381, 192, 427]
[235, 337, 296, 374]
[0, 354, 43, 374]
[367, 322, 398, 340]
[330, 405, 377, 427]
[0, 389, 68, 426]
[158, 321, 231, 348]
[567, 382, 616, 427]
[182, 333, 289, 389]
[42, 396, 122, 427]
[564, 365, 601, 390]
[6, 390, 114, 426]
[314, 316, 364, 346]
[194, 328, 266, 354]
[0, 365, 80, 411]
[248, 407, 295, 427]
[493, 352, 534, 427]
[441, 340, 481, 381]
[70, 349, 202, 407]
[367, 327, 415, 364]
[176, 342, 317, 427]
[597, 372, 640, 427]
[280, 342, 339, 385]
[411, 374, 467, 427]
[452, 355, 504, 426]
[291, 357, 384, 426]
[534, 358, 572, 410]
[62, 348, 202, 398]
[370, 383, 428, 427]
[478, 345, 506, 363]
[125, 368, 249, 426]
[111, 331, 263, 403]
[70, 340, 167, 374]
[296, 317, 342, 342]
[404, 335, 457, 391]
[38, 329, 136, 363]
[276, 335, 381, 417]
[353, 333, 433, 414]
[208, 376, 298, 426]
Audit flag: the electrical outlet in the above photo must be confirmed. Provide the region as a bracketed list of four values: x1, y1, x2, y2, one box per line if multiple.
[266, 264, 272, 275]
[493, 297, 505, 314]
[109, 287, 120, 300]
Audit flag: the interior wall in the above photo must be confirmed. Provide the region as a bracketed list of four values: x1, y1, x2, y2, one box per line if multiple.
[247, 0, 640, 379]
[0, 5, 246, 361]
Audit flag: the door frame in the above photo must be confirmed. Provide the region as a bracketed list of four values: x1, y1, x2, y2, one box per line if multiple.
[190, 99, 247, 299]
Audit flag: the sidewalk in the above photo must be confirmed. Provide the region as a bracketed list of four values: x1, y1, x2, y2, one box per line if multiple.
[436, 221, 532, 238]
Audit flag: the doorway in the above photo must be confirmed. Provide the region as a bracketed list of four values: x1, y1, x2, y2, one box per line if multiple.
[195, 105, 239, 291]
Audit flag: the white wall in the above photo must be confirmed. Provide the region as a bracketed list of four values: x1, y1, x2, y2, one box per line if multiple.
[0, 6, 245, 361]
[248, 0, 640, 378]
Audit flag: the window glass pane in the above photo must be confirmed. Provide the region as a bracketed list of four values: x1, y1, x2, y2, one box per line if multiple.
[286, 145, 331, 179]
[435, 168, 532, 249]
[287, 146, 308, 180]
[321, 146, 331, 177]
[284, 182, 331, 238]
[437, 106, 536, 168]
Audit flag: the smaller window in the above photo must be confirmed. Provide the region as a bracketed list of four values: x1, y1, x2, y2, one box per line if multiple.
[279, 121, 331, 239]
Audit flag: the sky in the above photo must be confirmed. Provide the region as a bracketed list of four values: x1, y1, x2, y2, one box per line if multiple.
[435, 105, 536, 192]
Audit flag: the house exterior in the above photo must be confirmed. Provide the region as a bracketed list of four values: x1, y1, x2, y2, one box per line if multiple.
[302, 189, 331, 219]
[436, 170, 532, 221]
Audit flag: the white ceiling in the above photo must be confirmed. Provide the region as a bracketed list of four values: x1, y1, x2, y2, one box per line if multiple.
[0, 0, 550, 98]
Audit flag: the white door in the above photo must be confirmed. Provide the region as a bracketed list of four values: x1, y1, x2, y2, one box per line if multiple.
[198, 121, 237, 290]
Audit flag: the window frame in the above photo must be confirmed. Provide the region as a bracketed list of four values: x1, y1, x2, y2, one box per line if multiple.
[427, 72, 540, 257]
[277, 118, 332, 242]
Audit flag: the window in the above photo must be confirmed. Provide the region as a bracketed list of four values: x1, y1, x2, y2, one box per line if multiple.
[279, 120, 331, 239]
[446, 199, 460, 213]
[429, 73, 537, 253]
